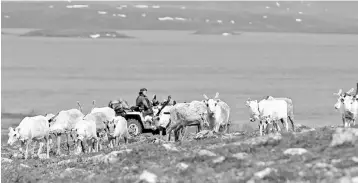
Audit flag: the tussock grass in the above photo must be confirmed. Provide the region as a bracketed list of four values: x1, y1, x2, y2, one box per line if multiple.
[2, 125, 357, 183]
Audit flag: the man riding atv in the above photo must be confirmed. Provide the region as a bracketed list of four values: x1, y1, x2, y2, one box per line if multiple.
[136, 88, 155, 126]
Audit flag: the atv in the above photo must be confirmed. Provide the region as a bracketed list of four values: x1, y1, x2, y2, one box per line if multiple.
[123, 106, 156, 137]
[110, 96, 172, 138]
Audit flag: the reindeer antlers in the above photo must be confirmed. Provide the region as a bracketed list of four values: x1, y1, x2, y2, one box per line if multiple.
[347, 88, 355, 95]
[203, 93, 220, 100]
[77, 101, 83, 112]
[334, 88, 355, 96]
[333, 89, 342, 96]
[91, 100, 96, 112]
[214, 92, 220, 99]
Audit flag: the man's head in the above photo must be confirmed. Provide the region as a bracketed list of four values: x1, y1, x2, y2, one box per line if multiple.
[140, 88, 148, 96]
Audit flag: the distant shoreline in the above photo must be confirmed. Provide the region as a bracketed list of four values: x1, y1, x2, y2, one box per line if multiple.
[14, 29, 135, 39]
[2, 28, 358, 38]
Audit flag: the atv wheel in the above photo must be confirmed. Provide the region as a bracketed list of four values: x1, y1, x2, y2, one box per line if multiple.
[127, 119, 143, 137]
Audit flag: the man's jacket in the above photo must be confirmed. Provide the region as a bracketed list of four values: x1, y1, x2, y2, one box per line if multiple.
[136, 95, 153, 111]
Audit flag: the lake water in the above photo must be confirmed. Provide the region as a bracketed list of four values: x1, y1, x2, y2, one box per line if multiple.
[2, 30, 358, 139]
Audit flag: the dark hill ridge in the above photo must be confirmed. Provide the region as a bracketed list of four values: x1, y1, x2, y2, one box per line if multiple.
[2, 1, 358, 34]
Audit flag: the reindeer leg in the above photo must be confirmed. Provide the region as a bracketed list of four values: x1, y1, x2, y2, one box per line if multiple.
[124, 134, 128, 144]
[31, 141, 36, 156]
[86, 139, 91, 153]
[37, 141, 44, 157]
[159, 129, 163, 141]
[95, 138, 99, 152]
[280, 119, 285, 131]
[342, 116, 346, 127]
[166, 126, 174, 142]
[46, 135, 50, 159]
[181, 126, 188, 141]
[110, 138, 114, 149]
[56, 134, 61, 156]
[98, 138, 102, 152]
[96, 132, 100, 151]
[214, 123, 220, 134]
[226, 123, 230, 134]
[81, 140, 85, 154]
[75, 140, 80, 154]
[174, 127, 181, 142]
[276, 121, 281, 132]
[282, 118, 289, 132]
[288, 116, 295, 132]
[197, 123, 202, 133]
[115, 136, 119, 147]
[25, 140, 30, 160]
[66, 133, 71, 155]
[265, 121, 270, 135]
[259, 122, 263, 136]
[282, 118, 288, 132]
[92, 139, 96, 153]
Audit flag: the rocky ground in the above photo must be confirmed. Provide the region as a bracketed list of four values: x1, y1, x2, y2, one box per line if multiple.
[2, 124, 358, 183]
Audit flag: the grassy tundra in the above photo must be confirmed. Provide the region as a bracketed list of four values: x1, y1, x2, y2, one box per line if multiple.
[2, 125, 358, 182]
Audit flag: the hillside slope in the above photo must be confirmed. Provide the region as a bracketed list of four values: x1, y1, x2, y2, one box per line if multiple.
[1, 125, 358, 182]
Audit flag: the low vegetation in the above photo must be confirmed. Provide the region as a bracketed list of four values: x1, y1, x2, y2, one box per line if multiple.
[2, 124, 358, 183]
[20, 29, 134, 39]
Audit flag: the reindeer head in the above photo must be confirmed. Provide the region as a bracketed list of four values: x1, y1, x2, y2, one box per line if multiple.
[333, 88, 354, 110]
[245, 98, 260, 122]
[7, 127, 20, 146]
[203, 92, 220, 115]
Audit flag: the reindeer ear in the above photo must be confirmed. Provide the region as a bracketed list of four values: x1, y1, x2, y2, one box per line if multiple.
[8, 127, 13, 131]
[203, 94, 209, 100]
[214, 92, 219, 99]
[347, 88, 354, 94]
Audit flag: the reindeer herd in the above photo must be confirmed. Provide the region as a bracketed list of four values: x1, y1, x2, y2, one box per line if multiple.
[6, 84, 358, 160]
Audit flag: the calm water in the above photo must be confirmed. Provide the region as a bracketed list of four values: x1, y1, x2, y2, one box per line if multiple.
[2, 30, 358, 135]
